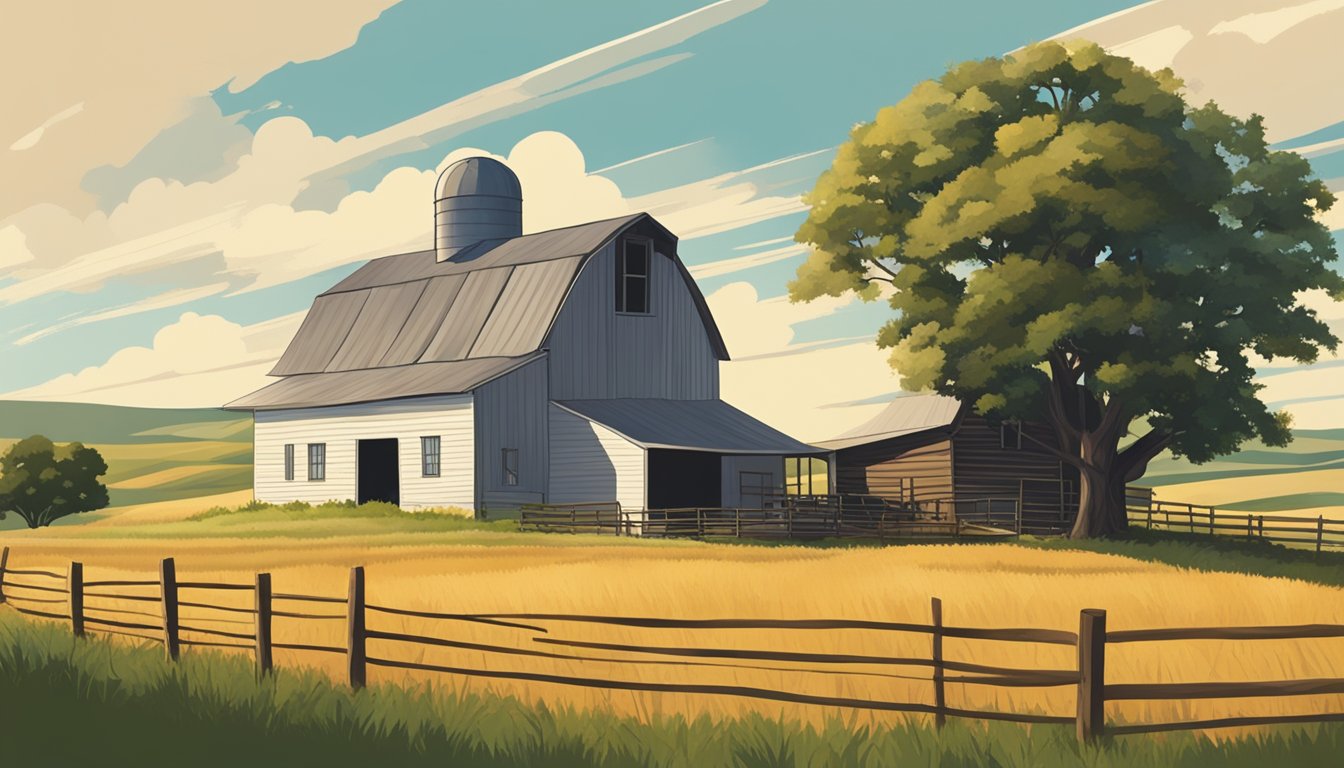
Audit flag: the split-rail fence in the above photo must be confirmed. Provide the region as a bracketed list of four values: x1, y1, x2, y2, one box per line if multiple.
[2, 546, 1343, 743]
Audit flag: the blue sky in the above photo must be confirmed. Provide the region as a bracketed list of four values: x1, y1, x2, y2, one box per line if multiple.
[3, 0, 1343, 438]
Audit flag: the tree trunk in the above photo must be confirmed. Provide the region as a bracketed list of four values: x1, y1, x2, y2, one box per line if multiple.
[1069, 465, 1128, 539]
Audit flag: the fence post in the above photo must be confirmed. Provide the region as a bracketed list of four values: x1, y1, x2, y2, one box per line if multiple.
[931, 597, 946, 730]
[68, 561, 84, 638]
[1258, 515, 1264, 539]
[0, 546, 9, 604]
[735, 508, 742, 538]
[160, 557, 180, 661]
[1208, 508, 1216, 537]
[347, 566, 367, 689]
[255, 572, 273, 674]
[1076, 608, 1107, 743]
[1318, 516, 1325, 554]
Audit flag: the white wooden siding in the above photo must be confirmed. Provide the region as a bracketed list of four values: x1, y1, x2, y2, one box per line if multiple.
[547, 244, 720, 400]
[473, 356, 549, 510]
[548, 404, 646, 511]
[721, 454, 785, 507]
[253, 395, 474, 510]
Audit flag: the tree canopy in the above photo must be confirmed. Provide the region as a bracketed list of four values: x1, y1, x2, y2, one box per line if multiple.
[791, 40, 1344, 536]
[0, 435, 109, 529]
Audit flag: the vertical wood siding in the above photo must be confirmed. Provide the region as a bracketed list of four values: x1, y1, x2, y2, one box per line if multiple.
[951, 415, 1065, 503]
[547, 244, 720, 400]
[547, 404, 646, 511]
[253, 395, 474, 509]
[721, 455, 785, 507]
[473, 357, 549, 509]
[834, 438, 955, 501]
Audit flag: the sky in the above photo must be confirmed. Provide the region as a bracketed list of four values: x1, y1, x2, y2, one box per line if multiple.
[2, 0, 1343, 441]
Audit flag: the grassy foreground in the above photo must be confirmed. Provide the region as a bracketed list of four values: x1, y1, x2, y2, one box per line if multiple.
[2, 611, 1341, 768]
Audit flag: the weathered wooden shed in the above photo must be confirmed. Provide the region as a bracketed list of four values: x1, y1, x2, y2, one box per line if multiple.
[816, 395, 1080, 531]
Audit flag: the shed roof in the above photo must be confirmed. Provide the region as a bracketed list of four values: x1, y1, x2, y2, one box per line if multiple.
[225, 355, 540, 411]
[556, 399, 823, 455]
[231, 213, 730, 410]
[813, 394, 964, 451]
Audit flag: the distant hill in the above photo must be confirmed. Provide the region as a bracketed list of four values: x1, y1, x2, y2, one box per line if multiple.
[0, 400, 249, 444]
[0, 400, 253, 527]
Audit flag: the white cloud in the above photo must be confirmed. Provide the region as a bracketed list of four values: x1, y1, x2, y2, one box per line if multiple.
[708, 282, 897, 440]
[0, 2, 398, 219]
[1, 126, 811, 307]
[1210, 0, 1344, 44]
[4, 311, 302, 407]
[1056, 0, 1344, 142]
[0, 225, 35, 271]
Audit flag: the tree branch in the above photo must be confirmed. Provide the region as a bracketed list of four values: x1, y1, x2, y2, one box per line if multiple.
[1116, 430, 1174, 484]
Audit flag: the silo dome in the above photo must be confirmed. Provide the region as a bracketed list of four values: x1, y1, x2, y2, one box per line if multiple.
[434, 156, 523, 261]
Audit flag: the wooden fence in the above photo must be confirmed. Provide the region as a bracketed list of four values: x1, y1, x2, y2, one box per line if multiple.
[1128, 500, 1344, 552]
[520, 498, 1023, 540]
[2, 546, 1343, 742]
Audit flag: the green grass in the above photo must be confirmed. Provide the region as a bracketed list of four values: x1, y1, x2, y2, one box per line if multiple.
[2, 610, 1341, 767]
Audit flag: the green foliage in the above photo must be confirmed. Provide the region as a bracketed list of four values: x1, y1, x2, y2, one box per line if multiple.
[3, 610, 1342, 767]
[793, 40, 1344, 471]
[0, 435, 109, 528]
[183, 499, 512, 531]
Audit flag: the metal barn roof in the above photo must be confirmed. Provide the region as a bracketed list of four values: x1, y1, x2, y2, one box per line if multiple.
[813, 394, 964, 451]
[555, 399, 824, 455]
[225, 355, 540, 411]
[230, 213, 732, 411]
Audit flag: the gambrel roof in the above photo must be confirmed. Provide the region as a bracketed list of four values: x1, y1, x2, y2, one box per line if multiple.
[226, 213, 728, 411]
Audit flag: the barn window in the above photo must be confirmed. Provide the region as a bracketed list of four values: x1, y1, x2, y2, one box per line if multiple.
[307, 443, 326, 481]
[615, 237, 650, 314]
[502, 448, 519, 486]
[421, 436, 441, 477]
[284, 444, 295, 481]
[1001, 422, 1023, 450]
[785, 456, 828, 496]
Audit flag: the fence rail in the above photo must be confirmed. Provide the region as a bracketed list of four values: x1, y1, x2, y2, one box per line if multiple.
[1, 545, 1341, 743]
[520, 498, 1024, 540]
[1129, 500, 1344, 552]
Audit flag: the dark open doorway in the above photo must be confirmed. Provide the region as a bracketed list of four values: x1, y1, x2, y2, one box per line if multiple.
[357, 438, 400, 506]
[647, 449, 721, 509]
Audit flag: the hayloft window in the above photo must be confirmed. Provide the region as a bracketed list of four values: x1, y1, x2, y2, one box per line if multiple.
[284, 444, 295, 481]
[615, 237, 651, 314]
[1001, 422, 1023, 450]
[502, 448, 519, 486]
[307, 443, 326, 481]
[421, 436, 441, 477]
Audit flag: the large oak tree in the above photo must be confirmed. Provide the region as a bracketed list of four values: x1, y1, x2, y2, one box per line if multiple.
[791, 41, 1344, 538]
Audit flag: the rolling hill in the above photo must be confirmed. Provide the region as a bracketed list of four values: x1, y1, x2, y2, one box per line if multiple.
[0, 400, 253, 528]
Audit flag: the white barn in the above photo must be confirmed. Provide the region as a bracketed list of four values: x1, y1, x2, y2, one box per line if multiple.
[226, 157, 822, 514]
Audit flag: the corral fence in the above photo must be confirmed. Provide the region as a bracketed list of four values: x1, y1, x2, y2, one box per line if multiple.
[3, 545, 1343, 743]
[522, 491, 1344, 553]
[1127, 498, 1344, 553]
[520, 497, 1025, 540]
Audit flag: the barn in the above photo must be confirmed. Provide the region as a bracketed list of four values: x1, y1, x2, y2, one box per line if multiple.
[225, 157, 822, 514]
[816, 395, 1080, 532]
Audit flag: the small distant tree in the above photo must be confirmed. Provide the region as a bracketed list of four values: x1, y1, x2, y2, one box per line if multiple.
[791, 40, 1344, 538]
[0, 435, 109, 528]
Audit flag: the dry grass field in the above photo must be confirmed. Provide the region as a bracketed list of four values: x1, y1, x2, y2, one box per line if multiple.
[4, 518, 1342, 736]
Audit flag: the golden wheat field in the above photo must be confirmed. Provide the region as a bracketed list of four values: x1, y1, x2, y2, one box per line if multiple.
[5, 525, 1343, 735]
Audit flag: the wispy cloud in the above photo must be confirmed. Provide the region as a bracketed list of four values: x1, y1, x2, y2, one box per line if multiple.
[9, 102, 84, 152]
[14, 282, 231, 346]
